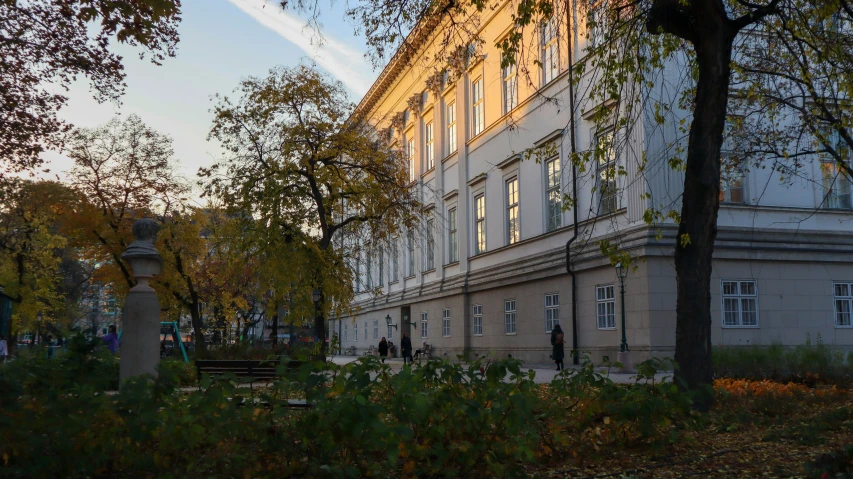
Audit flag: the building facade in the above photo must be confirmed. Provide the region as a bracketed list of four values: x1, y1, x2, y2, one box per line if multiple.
[334, 4, 853, 364]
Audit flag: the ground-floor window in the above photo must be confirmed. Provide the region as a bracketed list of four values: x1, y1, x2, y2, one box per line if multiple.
[473, 304, 483, 336]
[442, 309, 451, 337]
[835, 282, 853, 327]
[373, 319, 378, 340]
[505, 300, 517, 334]
[421, 312, 428, 338]
[596, 285, 616, 329]
[545, 293, 559, 332]
[721, 280, 759, 327]
[344, 324, 348, 341]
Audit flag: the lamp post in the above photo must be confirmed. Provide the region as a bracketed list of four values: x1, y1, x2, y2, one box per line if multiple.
[615, 262, 632, 372]
[385, 314, 397, 331]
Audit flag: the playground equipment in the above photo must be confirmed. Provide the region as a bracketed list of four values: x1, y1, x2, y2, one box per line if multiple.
[118, 321, 189, 363]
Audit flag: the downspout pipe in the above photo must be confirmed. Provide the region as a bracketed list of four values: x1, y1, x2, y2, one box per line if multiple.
[566, 0, 580, 365]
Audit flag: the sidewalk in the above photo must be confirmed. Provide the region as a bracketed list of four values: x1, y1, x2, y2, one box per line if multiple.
[329, 355, 673, 384]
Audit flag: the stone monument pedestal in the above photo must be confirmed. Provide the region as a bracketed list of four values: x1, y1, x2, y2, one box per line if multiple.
[120, 283, 161, 382]
[617, 351, 633, 374]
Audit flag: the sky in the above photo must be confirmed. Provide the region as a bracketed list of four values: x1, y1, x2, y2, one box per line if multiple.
[39, 0, 377, 194]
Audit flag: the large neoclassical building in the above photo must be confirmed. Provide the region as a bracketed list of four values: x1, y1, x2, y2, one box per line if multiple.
[333, 4, 853, 364]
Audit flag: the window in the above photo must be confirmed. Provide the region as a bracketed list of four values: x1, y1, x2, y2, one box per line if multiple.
[473, 304, 483, 336]
[541, 17, 559, 84]
[448, 207, 458, 263]
[421, 312, 428, 338]
[407, 138, 416, 182]
[344, 324, 348, 341]
[545, 293, 560, 332]
[721, 280, 759, 327]
[387, 323, 394, 339]
[546, 158, 562, 230]
[354, 322, 358, 341]
[366, 250, 373, 289]
[596, 285, 616, 329]
[378, 248, 384, 287]
[720, 155, 746, 204]
[821, 161, 852, 209]
[834, 282, 853, 327]
[364, 321, 368, 342]
[504, 300, 517, 334]
[442, 309, 451, 337]
[373, 319, 379, 340]
[595, 131, 618, 215]
[355, 253, 361, 292]
[447, 101, 457, 154]
[506, 177, 519, 244]
[391, 241, 399, 282]
[472, 77, 484, 136]
[425, 121, 435, 170]
[425, 217, 435, 270]
[474, 193, 486, 254]
[502, 53, 517, 113]
[407, 229, 415, 277]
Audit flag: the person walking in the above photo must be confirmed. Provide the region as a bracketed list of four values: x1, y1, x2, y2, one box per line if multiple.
[102, 325, 119, 354]
[401, 332, 412, 365]
[550, 324, 566, 371]
[378, 337, 388, 363]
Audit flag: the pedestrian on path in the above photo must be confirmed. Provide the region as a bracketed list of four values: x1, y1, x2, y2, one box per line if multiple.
[401, 333, 412, 365]
[102, 325, 119, 354]
[550, 324, 565, 371]
[378, 337, 388, 363]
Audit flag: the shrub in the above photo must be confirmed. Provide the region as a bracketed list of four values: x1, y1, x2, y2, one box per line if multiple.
[804, 445, 853, 478]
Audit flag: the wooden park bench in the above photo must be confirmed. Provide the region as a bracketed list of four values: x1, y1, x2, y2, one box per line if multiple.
[194, 359, 311, 408]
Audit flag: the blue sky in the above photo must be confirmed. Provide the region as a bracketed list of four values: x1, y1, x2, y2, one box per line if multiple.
[40, 0, 376, 193]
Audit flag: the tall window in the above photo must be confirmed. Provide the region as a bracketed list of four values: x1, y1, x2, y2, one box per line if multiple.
[407, 229, 415, 277]
[344, 324, 348, 341]
[474, 193, 486, 254]
[364, 321, 368, 342]
[721, 280, 759, 327]
[834, 282, 853, 327]
[425, 121, 435, 170]
[595, 131, 618, 215]
[366, 250, 373, 289]
[473, 304, 483, 336]
[506, 177, 519, 244]
[387, 323, 394, 339]
[546, 158, 562, 231]
[354, 322, 358, 341]
[596, 285, 616, 329]
[378, 248, 384, 287]
[373, 319, 379, 340]
[720, 156, 746, 204]
[545, 293, 560, 332]
[447, 101, 457, 154]
[442, 309, 451, 337]
[425, 217, 435, 270]
[821, 161, 852, 209]
[407, 138, 416, 182]
[391, 241, 399, 282]
[448, 207, 458, 263]
[355, 253, 361, 292]
[472, 77, 484, 136]
[541, 17, 559, 84]
[421, 312, 428, 338]
[504, 300, 517, 334]
[502, 53, 517, 113]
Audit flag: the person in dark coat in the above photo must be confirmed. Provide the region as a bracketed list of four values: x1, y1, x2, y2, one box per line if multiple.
[378, 337, 389, 363]
[401, 332, 413, 365]
[550, 324, 566, 371]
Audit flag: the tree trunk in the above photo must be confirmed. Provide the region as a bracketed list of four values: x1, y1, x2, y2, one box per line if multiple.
[272, 310, 279, 347]
[313, 289, 327, 361]
[189, 303, 206, 352]
[673, 25, 735, 411]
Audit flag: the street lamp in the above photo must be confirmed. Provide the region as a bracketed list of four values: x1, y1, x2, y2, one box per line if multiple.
[615, 262, 629, 353]
[385, 314, 397, 330]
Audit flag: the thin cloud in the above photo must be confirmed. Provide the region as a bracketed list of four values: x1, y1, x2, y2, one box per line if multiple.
[226, 0, 373, 96]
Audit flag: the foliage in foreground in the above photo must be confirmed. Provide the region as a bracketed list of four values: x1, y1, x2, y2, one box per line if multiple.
[0, 349, 693, 478]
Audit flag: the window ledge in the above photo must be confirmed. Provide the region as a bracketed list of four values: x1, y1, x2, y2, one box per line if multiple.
[835, 325, 853, 329]
[421, 166, 436, 178]
[597, 327, 617, 331]
[444, 261, 460, 268]
[473, 333, 483, 337]
[505, 332, 517, 336]
[404, 275, 416, 280]
[442, 151, 458, 164]
[423, 268, 436, 274]
[721, 325, 761, 329]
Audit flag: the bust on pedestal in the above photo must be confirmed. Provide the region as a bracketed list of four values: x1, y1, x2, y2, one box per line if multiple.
[119, 219, 162, 385]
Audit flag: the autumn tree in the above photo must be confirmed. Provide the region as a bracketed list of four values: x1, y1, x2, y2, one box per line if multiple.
[0, 0, 182, 173]
[203, 64, 419, 358]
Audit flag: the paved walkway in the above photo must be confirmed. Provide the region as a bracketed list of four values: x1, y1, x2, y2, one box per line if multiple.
[328, 355, 673, 384]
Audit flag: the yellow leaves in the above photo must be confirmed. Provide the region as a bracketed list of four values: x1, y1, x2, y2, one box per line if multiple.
[603, 416, 611, 425]
[403, 460, 416, 474]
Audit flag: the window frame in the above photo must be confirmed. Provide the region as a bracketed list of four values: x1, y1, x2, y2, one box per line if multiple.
[541, 16, 560, 85]
[821, 160, 853, 210]
[594, 129, 618, 215]
[545, 293, 560, 333]
[720, 153, 747, 204]
[406, 229, 415, 277]
[373, 319, 379, 340]
[473, 304, 483, 336]
[364, 321, 368, 342]
[447, 101, 457, 155]
[596, 284, 616, 330]
[502, 53, 518, 113]
[720, 280, 760, 328]
[504, 299, 517, 334]
[344, 323, 348, 341]
[421, 312, 428, 338]
[447, 207, 458, 264]
[425, 121, 435, 170]
[354, 322, 358, 341]
[834, 282, 853, 328]
[391, 240, 399, 282]
[474, 193, 486, 254]
[442, 308, 451, 337]
[425, 216, 435, 270]
[546, 157, 562, 231]
[472, 76, 484, 136]
[407, 137, 416, 182]
[506, 176, 520, 245]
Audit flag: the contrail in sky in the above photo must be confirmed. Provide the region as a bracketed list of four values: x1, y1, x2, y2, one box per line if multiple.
[225, 0, 373, 96]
